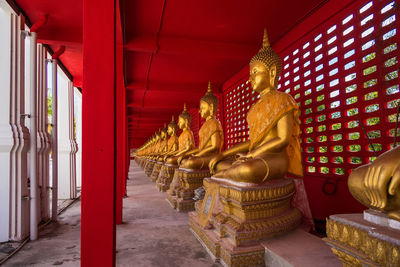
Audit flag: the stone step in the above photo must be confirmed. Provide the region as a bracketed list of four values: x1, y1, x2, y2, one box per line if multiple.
[261, 229, 341, 267]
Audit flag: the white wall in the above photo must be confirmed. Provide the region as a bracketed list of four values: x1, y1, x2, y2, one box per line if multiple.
[74, 88, 82, 188]
[57, 69, 76, 199]
[0, 6, 12, 242]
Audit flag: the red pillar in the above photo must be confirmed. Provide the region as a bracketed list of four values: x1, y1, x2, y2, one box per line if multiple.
[122, 89, 128, 198]
[82, 0, 116, 265]
[115, 0, 124, 224]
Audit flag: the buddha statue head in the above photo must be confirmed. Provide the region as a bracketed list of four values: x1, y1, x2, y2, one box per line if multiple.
[155, 129, 161, 141]
[161, 124, 168, 139]
[178, 103, 192, 130]
[167, 116, 178, 135]
[249, 29, 282, 94]
[199, 81, 218, 119]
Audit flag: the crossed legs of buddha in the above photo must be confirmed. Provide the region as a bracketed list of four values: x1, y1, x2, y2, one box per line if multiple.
[213, 151, 289, 185]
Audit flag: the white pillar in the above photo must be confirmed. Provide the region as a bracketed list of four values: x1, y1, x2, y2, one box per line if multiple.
[74, 88, 82, 188]
[69, 83, 78, 196]
[58, 75, 77, 199]
[0, 6, 12, 242]
[51, 59, 58, 219]
[36, 44, 50, 221]
[9, 13, 30, 241]
[28, 30, 38, 241]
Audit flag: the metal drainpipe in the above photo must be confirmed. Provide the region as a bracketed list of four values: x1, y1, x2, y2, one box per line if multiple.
[51, 59, 58, 221]
[29, 31, 38, 241]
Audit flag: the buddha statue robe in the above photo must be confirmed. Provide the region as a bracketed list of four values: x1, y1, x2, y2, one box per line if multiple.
[165, 129, 195, 165]
[180, 118, 224, 170]
[214, 90, 302, 184]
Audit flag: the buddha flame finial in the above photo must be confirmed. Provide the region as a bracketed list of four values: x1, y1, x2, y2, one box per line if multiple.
[262, 28, 270, 48]
[201, 80, 219, 111]
[169, 115, 178, 130]
[180, 103, 192, 124]
[250, 28, 282, 84]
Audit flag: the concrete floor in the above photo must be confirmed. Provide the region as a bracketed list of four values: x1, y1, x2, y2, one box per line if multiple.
[3, 162, 217, 267]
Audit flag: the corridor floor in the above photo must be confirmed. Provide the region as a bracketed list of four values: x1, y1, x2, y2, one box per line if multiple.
[3, 162, 217, 267]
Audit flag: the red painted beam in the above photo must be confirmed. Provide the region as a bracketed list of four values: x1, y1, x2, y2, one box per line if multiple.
[82, 0, 116, 266]
[126, 81, 215, 93]
[124, 35, 257, 60]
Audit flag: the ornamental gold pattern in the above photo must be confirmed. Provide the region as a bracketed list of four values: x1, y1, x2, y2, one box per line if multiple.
[156, 164, 177, 192]
[144, 161, 156, 177]
[150, 162, 163, 182]
[325, 216, 400, 267]
[189, 177, 301, 266]
[174, 169, 212, 212]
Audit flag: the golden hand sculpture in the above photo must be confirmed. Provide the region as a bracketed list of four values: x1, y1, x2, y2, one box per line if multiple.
[179, 81, 224, 169]
[348, 146, 400, 221]
[208, 29, 303, 186]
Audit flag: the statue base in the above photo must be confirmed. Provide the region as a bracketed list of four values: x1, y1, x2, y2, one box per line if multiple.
[176, 168, 211, 212]
[189, 177, 302, 266]
[144, 160, 156, 177]
[156, 164, 177, 192]
[150, 161, 163, 183]
[324, 212, 400, 267]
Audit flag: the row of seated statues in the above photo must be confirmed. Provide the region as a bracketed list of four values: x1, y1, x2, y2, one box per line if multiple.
[134, 29, 400, 267]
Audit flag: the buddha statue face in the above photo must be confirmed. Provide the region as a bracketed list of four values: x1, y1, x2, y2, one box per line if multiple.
[178, 116, 187, 129]
[161, 130, 167, 139]
[249, 61, 277, 93]
[167, 125, 174, 135]
[199, 100, 214, 119]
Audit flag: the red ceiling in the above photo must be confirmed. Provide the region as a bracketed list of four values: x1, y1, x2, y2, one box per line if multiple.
[13, 0, 329, 148]
[14, 0, 83, 86]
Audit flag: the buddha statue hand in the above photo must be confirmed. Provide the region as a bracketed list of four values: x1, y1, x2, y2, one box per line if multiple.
[349, 146, 400, 213]
[235, 152, 253, 162]
[178, 155, 189, 165]
[209, 154, 225, 174]
[364, 147, 400, 210]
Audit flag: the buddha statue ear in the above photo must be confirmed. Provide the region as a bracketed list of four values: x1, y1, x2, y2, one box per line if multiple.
[269, 65, 277, 88]
[209, 103, 215, 116]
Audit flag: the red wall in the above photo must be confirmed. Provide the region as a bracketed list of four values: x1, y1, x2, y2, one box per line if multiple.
[221, 0, 399, 220]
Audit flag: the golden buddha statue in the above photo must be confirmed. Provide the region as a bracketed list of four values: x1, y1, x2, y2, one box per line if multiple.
[145, 131, 161, 177]
[348, 146, 400, 221]
[158, 104, 196, 192]
[153, 117, 179, 185]
[178, 81, 224, 170]
[164, 104, 195, 164]
[209, 29, 302, 185]
[189, 30, 303, 266]
[150, 125, 169, 182]
[158, 125, 168, 154]
[159, 116, 179, 160]
[167, 82, 224, 211]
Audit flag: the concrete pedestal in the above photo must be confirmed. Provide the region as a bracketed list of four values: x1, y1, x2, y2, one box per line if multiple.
[176, 168, 211, 212]
[156, 164, 177, 192]
[144, 160, 155, 177]
[189, 178, 303, 266]
[150, 162, 162, 183]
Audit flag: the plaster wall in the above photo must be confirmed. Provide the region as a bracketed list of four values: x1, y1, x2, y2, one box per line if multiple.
[0, 7, 12, 242]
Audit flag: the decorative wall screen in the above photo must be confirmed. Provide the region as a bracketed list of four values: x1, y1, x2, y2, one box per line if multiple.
[223, 0, 399, 180]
